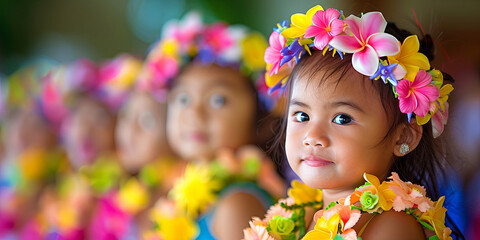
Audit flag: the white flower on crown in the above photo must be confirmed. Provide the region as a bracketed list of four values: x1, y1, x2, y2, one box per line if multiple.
[219, 25, 248, 63]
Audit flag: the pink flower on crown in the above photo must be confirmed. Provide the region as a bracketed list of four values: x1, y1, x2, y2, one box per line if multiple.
[162, 11, 203, 51]
[396, 70, 440, 118]
[202, 23, 233, 53]
[264, 31, 287, 76]
[304, 8, 344, 50]
[329, 12, 400, 76]
[431, 102, 449, 138]
[147, 56, 179, 88]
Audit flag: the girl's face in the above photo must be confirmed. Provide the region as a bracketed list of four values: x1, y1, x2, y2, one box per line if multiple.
[167, 63, 256, 161]
[285, 68, 397, 190]
[116, 91, 170, 173]
[3, 108, 55, 156]
[63, 97, 116, 169]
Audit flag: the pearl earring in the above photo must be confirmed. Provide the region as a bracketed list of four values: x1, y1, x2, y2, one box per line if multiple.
[399, 143, 410, 155]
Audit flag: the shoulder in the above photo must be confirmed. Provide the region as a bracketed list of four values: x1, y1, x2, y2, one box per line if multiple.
[360, 210, 425, 240]
[211, 191, 266, 240]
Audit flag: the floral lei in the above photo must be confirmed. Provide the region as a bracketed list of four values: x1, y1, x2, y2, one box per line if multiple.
[243, 172, 452, 240]
[144, 146, 285, 240]
[264, 5, 453, 138]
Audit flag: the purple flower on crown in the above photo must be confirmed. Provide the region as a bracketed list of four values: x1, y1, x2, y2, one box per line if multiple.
[370, 62, 399, 86]
[280, 39, 305, 66]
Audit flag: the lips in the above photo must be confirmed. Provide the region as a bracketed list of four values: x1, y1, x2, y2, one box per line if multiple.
[186, 131, 208, 142]
[303, 155, 333, 167]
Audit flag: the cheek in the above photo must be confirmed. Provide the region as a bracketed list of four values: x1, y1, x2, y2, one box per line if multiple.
[285, 123, 300, 163]
[166, 108, 182, 143]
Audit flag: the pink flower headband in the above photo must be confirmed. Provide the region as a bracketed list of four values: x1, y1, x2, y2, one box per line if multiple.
[137, 12, 274, 108]
[265, 5, 453, 138]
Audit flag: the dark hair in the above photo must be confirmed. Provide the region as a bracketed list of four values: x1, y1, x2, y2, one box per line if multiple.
[269, 23, 464, 239]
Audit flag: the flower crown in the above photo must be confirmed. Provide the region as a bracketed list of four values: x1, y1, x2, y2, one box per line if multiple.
[137, 12, 275, 109]
[265, 5, 453, 138]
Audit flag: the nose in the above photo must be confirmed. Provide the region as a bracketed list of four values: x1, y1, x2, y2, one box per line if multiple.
[185, 101, 207, 126]
[302, 126, 329, 147]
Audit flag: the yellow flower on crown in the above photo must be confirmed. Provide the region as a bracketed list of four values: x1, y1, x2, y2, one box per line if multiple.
[387, 35, 430, 82]
[281, 5, 324, 39]
[241, 32, 268, 71]
[287, 180, 323, 204]
[169, 164, 222, 218]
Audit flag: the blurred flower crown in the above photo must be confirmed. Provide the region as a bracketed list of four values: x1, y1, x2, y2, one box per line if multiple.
[39, 54, 142, 131]
[265, 5, 453, 138]
[137, 12, 275, 109]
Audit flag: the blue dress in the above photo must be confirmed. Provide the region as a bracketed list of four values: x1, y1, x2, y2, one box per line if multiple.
[196, 182, 274, 240]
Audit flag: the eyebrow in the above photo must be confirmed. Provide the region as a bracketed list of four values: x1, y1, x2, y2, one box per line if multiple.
[331, 101, 366, 114]
[290, 98, 366, 114]
[209, 79, 235, 89]
[290, 99, 310, 109]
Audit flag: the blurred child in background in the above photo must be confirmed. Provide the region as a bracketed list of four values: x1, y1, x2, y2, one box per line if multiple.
[143, 12, 285, 240]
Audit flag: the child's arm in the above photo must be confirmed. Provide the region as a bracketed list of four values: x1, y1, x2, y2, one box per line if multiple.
[360, 210, 424, 240]
[211, 191, 266, 240]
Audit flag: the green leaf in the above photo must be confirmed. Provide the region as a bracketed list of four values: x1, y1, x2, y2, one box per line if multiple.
[351, 205, 362, 211]
[418, 219, 435, 231]
[326, 201, 337, 210]
[428, 235, 440, 240]
[333, 234, 346, 240]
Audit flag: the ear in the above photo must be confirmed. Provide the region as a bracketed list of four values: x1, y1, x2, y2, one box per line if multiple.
[392, 122, 423, 157]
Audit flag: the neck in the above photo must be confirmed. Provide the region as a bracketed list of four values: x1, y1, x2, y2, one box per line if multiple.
[322, 188, 356, 208]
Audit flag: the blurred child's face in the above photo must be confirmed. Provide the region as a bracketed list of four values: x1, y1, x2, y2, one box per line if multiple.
[116, 91, 170, 173]
[285, 67, 397, 190]
[3, 108, 55, 156]
[167, 63, 256, 162]
[63, 97, 116, 169]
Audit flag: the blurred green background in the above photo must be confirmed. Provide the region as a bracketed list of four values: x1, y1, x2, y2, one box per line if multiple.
[1, 0, 479, 75]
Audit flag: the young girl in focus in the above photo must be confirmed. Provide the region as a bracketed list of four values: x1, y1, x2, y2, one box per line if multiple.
[143, 12, 285, 240]
[243, 4, 464, 240]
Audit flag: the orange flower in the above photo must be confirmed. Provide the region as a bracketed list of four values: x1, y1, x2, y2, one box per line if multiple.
[388, 172, 433, 212]
[265, 198, 294, 221]
[322, 204, 361, 231]
[420, 196, 451, 240]
[349, 173, 395, 213]
[243, 218, 275, 240]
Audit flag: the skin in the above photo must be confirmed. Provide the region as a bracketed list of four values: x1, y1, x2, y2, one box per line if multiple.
[2, 107, 56, 157]
[116, 91, 174, 174]
[167, 63, 264, 240]
[63, 97, 116, 169]
[167, 63, 256, 163]
[286, 66, 424, 239]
